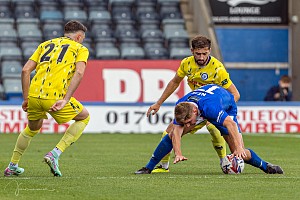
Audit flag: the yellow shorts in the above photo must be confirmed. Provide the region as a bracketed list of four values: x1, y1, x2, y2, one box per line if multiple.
[27, 96, 84, 124]
[188, 120, 207, 134]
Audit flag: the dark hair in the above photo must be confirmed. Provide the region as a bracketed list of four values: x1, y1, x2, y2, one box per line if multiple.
[174, 102, 193, 124]
[191, 35, 211, 49]
[64, 20, 87, 34]
[280, 75, 291, 83]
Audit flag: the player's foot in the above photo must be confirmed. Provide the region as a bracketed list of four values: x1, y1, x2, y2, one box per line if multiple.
[4, 166, 24, 177]
[265, 163, 284, 174]
[135, 167, 151, 174]
[44, 152, 62, 177]
[152, 165, 170, 173]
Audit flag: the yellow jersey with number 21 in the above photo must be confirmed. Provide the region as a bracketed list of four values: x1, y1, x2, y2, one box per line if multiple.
[29, 37, 89, 100]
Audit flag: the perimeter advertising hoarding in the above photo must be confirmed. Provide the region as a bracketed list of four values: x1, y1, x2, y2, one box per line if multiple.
[0, 105, 300, 134]
[209, 0, 288, 24]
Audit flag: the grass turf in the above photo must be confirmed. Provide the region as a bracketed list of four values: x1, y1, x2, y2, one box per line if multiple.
[0, 133, 299, 200]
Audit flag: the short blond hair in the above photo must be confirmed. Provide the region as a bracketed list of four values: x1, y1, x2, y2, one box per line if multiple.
[174, 102, 193, 124]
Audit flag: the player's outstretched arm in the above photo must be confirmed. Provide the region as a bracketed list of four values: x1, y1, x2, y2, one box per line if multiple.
[146, 74, 183, 117]
[169, 125, 188, 164]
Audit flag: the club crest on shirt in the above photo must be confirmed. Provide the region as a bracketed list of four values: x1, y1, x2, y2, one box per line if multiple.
[201, 73, 208, 80]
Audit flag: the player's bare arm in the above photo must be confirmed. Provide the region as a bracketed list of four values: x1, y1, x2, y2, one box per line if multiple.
[222, 116, 246, 159]
[21, 60, 37, 112]
[226, 83, 240, 102]
[50, 61, 87, 112]
[147, 74, 183, 117]
[169, 125, 188, 164]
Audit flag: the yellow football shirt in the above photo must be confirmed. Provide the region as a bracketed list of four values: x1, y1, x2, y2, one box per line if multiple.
[177, 55, 232, 90]
[29, 37, 89, 100]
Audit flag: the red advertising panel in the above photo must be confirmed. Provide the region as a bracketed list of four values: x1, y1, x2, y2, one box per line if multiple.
[74, 60, 184, 102]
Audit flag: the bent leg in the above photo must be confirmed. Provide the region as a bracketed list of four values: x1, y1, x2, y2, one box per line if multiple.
[145, 134, 173, 171]
[56, 108, 90, 152]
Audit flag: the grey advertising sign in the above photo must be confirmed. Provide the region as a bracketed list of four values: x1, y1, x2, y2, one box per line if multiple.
[209, 0, 288, 24]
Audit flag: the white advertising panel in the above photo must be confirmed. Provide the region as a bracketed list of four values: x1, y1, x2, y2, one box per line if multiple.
[1, 105, 300, 134]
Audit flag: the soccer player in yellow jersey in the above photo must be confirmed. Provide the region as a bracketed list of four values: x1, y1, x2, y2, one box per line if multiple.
[4, 20, 90, 177]
[146, 35, 240, 172]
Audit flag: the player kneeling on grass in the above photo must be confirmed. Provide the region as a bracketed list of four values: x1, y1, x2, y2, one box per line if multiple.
[135, 84, 283, 175]
[4, 20, 90, 177]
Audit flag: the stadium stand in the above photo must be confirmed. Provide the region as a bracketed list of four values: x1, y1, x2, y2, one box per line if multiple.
[0, 0, 190, 99]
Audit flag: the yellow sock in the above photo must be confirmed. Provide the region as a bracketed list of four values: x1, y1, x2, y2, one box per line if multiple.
[206, 123, 226, 159]
[160, 131, 170, 164]
[56, 115, 90, 152]
[11, 126, 39, 164]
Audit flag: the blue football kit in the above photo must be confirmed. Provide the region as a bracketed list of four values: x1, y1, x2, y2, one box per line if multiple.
[174, 84, 241, 135]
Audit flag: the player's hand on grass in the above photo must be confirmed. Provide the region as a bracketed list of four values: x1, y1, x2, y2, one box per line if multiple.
[146, 103, 161, 117]
[49, 100, 68, 112]
[173, 155, 188, 164]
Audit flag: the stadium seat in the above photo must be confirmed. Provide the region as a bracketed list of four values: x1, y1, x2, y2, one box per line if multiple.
[164, 28, 189, 46]
[42, 23, 64, 40]
[2, 78, 23, 100]
[109, 0, 135, 9]
[159, 1, 182, 20]
[162, 18, 186, 31]
[96, 41, 116, 48]
[169, 47, 190, 59]
[0, 5, 13, 18]
[143, 42, 165, 49]
[14, 5, 37, 19]
[135, 0, 157, 7]
[0, 0, 11, 7]
[0, 28, 18, 43]
[64, 10, 88, 24]
[0, 18, 14, 30]
[89, 10, 112, 26]
[84, 0, 108, 9]
[157, 0, 180, 7]
[37, 0, 60, 12]
[0, 41, 18, 48]
[112, 6, 135, 24]
[141, 29, 164, 43]
[60, 0, 84, 10]
[136, 5, 156, 16]
[96, 47, 120, 59]
[92, 27, 115, 43]
[1, 61, 22, 79]
[40, 10, 64, 24]
[136, 10, 160, 26]
[18, 24, 43, 43]
[115, 27, 140, 44]
[12, 0, 35, 6]
[120, 46, 145, 59]
[20, 41, 40, 51]
[145, 46, 169, 59]
[139, 23, 161, 34]
[0, 47, 23, 62]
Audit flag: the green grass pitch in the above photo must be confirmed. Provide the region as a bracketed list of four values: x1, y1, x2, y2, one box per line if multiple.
[0, 133, 300, 200]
